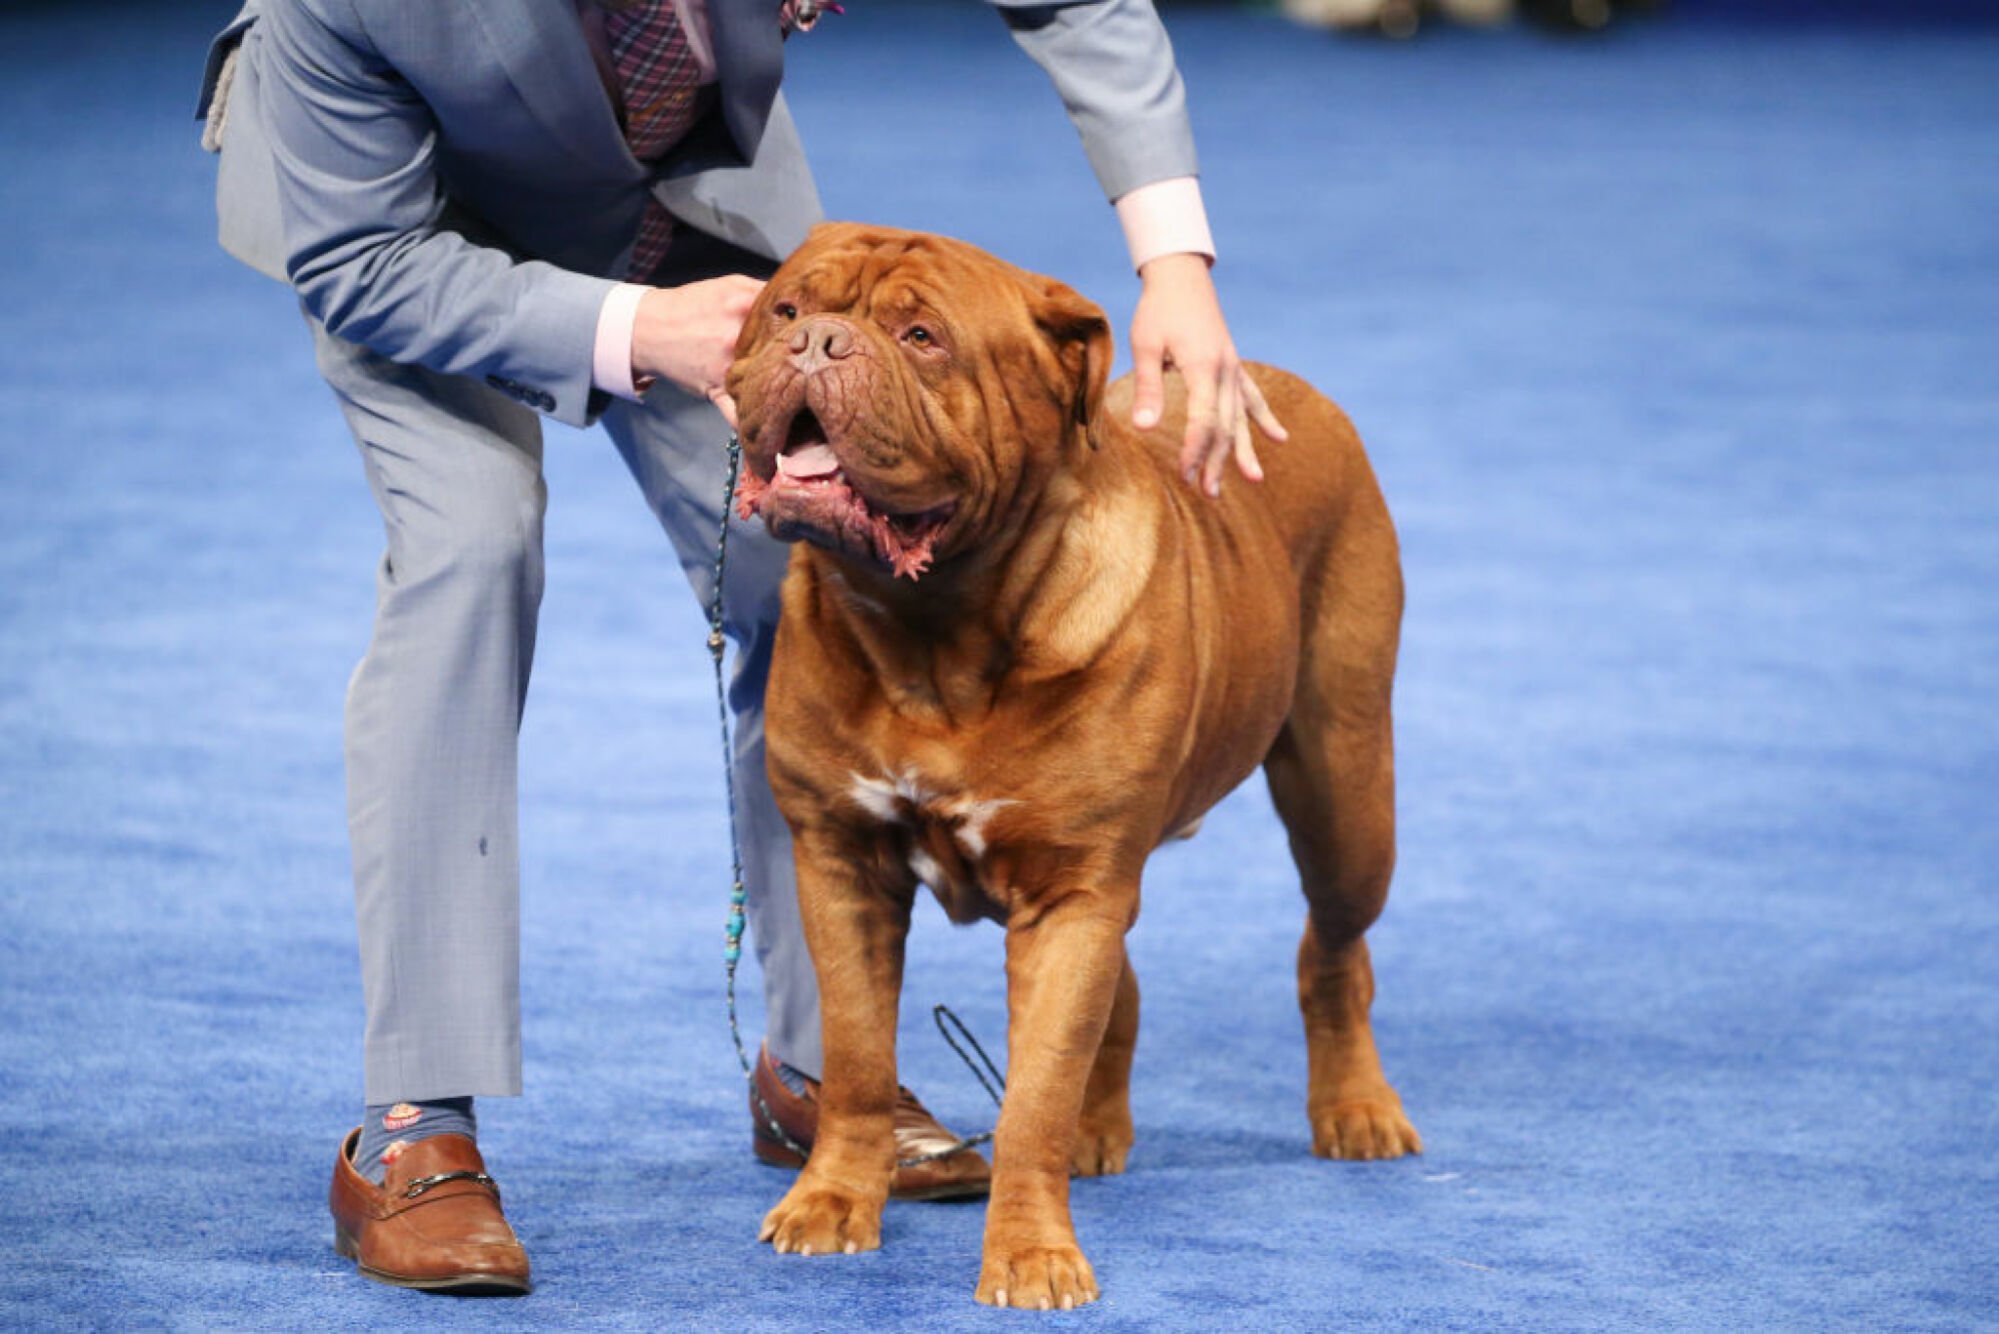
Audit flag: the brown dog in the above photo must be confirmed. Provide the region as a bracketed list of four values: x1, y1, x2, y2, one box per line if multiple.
[727, 223, 1419, 1310]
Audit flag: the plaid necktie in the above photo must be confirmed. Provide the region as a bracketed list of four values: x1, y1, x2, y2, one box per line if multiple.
[605, 0, 705, 280]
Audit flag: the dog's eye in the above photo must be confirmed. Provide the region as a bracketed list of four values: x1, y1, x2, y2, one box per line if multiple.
[905, 325, 933, 347]
[775, 301, 799, 320]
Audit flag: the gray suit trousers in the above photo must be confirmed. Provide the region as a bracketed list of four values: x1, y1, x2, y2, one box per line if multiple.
[310, 317, 819, 1105]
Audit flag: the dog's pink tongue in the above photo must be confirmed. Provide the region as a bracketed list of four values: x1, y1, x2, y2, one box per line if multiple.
[777, 444, 840, 479]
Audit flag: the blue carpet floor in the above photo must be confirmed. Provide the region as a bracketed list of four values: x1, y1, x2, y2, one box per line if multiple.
[1, 1, 1994, 1327]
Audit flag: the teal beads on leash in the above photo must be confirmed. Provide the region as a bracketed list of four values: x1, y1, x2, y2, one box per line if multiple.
[726, 884, 746, 965]
[706, 435, 807, 1159]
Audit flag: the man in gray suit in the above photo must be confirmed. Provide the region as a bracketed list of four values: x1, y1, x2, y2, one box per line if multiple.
[201, 0, 1283, 1292]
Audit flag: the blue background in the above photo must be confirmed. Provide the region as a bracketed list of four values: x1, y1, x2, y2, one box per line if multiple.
[1, 0, 1994, 1327]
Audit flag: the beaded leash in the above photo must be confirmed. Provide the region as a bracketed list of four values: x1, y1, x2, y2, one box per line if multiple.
[707, 434, 1002, 1168]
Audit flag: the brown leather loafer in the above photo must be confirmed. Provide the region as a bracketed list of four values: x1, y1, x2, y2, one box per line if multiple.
[750, 1044, 991, 1201]
[328, 1128, 531, 1294]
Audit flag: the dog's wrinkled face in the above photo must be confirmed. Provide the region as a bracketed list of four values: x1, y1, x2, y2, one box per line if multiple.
[727, 223, 1111, 581]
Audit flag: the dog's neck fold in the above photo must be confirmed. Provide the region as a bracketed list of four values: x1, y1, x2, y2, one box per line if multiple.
[805, 433, 1158, 730]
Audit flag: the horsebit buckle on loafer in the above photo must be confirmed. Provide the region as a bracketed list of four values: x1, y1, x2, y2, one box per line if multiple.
[402, 1171, 498, 1200]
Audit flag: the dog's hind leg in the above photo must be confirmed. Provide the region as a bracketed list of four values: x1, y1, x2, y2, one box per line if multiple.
[1071, 947, 1138, 1177]
[1262, 496, 1420, 1161]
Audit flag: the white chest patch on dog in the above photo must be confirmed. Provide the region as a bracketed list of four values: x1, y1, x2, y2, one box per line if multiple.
[846, 768, 1019, 891]
[907, 847, 946, 891]
[947, 796, 1012, 858]
[847, 769, 936, 822]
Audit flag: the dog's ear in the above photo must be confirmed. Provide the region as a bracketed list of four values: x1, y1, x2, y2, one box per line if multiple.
[1032, 278, 1114, 452]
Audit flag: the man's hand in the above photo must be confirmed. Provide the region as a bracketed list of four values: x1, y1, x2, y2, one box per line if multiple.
[632, 275, 765, 428]
[1128, 253, 1287, 498]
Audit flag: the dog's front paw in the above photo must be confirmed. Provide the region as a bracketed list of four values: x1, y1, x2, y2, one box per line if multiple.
[975, 1242, 1100, 1310]
[1070, 1121, 1133, 1177]
[1310, 1093, 1422, 1161]
[758, 1180, 883, 1256]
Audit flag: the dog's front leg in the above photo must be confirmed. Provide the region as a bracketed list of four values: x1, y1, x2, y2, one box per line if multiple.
[759, 829, 912, 1256]
[1072, 946, 1138, 1177]
[976, 892, 1130, 1310]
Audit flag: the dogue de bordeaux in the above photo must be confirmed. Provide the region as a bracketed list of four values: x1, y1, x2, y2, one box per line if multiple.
[727, 222, 1420, 1310]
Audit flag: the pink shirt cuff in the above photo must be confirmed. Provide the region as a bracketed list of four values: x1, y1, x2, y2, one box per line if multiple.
[1115, 176, 1217, 273]
[593, 281, 650, 402]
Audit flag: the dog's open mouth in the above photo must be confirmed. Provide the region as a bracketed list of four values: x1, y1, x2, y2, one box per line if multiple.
[736, 408, 956, 581]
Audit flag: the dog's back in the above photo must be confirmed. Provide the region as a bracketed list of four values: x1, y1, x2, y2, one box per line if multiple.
[1103, 362, 1395, 583]
[1085, 364, 1403, 844]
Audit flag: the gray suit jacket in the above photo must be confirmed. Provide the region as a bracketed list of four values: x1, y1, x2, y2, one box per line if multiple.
[200, 0, 1197, 428]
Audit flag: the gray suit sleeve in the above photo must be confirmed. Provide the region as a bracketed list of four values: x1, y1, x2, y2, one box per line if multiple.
[257, 0, 613, 427]
[992, 0, 1199, 203]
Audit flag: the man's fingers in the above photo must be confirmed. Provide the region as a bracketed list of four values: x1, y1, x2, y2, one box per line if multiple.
[1231, 405, 1263, 484]
[691, 275, 764, 332]
[704, 348, 737, 394]
[1240, 371, 1289, 444]
[1131, 342, 1167, 430]
[1178, 360, 1220, 484]
[719, 273, 766, 305]
[633, 275, 768, 399]
[707, 385, 739, 431]
[1201, 370, 1241, 497]
[1231, 367, 1267, 483]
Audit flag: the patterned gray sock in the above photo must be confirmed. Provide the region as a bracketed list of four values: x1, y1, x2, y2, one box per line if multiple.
[353, 1097, 478, 1185]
